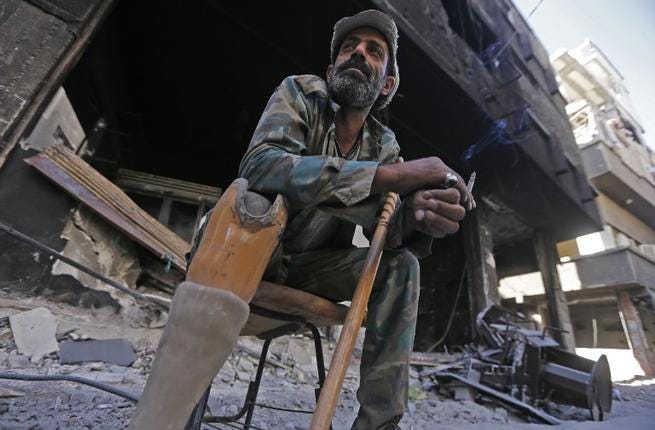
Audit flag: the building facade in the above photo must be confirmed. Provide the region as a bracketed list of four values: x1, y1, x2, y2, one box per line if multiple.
[1, 0, 603, 351]
[503, 40, 655, 377]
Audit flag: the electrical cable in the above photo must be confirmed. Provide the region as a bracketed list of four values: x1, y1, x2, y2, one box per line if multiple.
[0, 372, 139, 402]
[491, 0, 546, 63]
[0, 372, 275, 429]
[0, 220, 168, 311]
[426, 263, 468, 352]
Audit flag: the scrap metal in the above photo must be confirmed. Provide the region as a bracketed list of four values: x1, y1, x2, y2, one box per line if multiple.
[427, 305, 613, 423]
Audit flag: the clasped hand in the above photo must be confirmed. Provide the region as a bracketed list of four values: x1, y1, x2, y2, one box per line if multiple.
[405, 188, 468, 238]
[372, 156, 476, 238]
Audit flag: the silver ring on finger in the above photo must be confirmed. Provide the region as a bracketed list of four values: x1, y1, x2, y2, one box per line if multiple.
[444, 172, 458, 188]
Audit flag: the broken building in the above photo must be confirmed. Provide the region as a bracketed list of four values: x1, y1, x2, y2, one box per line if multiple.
[501, 40, 655, 378]
[1, 0, 603, 353]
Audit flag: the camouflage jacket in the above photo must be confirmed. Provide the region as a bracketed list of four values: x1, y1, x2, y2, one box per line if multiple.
[239, 75, 431, 257]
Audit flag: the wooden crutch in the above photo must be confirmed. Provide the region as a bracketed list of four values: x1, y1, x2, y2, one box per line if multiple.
[310, 184, 401, 429]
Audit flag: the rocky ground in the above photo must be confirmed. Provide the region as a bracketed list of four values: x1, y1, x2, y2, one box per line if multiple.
[1, 295, 655, 430]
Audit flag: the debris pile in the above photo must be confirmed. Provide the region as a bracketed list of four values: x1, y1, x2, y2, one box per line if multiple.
[409, 305, 613, 424]
[0, 296, 654, 430]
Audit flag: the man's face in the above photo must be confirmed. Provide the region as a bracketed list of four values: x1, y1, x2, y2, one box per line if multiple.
[327, 27, 395, 109]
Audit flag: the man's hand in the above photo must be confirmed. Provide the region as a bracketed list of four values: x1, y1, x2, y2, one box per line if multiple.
[372, 156, 476, 210]
[404, 188, 466, 238]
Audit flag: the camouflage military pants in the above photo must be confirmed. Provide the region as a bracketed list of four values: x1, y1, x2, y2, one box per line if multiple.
[269, 247, 421, 430]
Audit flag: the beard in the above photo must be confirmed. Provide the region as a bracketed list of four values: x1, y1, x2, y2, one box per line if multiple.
[327, 57, 386, 109]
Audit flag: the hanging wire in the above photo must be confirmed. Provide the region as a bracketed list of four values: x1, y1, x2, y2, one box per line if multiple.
[490, 0, 546, 64]
[426, 263, 468, 352]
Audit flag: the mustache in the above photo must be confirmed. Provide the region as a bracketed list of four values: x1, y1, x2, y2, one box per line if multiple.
[336, 57, 372, 79]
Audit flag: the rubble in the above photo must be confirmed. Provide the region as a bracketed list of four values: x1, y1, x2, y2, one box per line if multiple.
[51, 208, 142, 317]
[0, 295, 653, 429]
[0, 387, 25, 398]
[9, 307, 58, 362]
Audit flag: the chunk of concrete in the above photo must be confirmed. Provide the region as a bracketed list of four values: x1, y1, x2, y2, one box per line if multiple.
[449, 381, 476, 401]
[9, 307, 59, 362]
[59, 339, 136, 366]
[286, 339, 314, 366]
[0, 386, 25, 398]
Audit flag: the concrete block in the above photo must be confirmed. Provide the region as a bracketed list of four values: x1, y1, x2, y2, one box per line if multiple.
[286, 339, 313, 366]
[7, 351, 32, 368]
[451, 383, 475, 401]
[9, 307, 58, 362]
[0, 386, 25, 398]
[59, 339, 136, 366]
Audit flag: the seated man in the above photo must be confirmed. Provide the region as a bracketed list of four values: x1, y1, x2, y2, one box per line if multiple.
[129, 9, 473, 430]
[237, 10, 474, 429]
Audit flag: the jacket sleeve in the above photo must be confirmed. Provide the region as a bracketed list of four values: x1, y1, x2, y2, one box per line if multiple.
[238, 76, 379, 210]
[239, 76, 433, 258]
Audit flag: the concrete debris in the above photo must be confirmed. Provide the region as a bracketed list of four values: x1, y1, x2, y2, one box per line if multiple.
[235, 370, 251, 382]
[9, 307, 58, 362]
[66, 331, 90, 341]
[51, 209, 142, 316]
[237, 357, 255, 374]
[0, 386, 25, 398]
[493, 406, 509, 422]
[452, 382, 476, 402]
[1, 298, 655, 429]
[286, 337, 314, 366]
[7, 351, 33, 369]
[59, 339, 137, 366]
[237, 336, 264, 356]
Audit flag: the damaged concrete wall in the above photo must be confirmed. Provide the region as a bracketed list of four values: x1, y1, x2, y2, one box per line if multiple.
[0, 0, 114, 168]
[0, 146, 76, 292]
[50, 207, 143, 318]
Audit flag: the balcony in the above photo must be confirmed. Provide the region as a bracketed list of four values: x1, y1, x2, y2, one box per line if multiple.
[581, 140, 655, 229]
[571, 246, 655, 292]
[509, 246, 655, 308]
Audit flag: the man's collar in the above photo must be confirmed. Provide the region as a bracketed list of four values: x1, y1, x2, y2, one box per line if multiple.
[327, 97, 386, 142]
[328, 97, 389, 161]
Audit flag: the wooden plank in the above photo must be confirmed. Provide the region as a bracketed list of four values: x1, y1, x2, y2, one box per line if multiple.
[116, 168, 222, 204]
[24, 146, 189, 270]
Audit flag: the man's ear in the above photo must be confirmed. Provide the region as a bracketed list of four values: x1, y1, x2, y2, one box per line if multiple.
[379, 75, 396, 96]
[326, 64, 334, 81]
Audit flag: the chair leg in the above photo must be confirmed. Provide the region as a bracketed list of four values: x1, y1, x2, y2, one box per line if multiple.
[243, 338, 271, 429]
[201, 327, 333, 428]
[205, 339, 272, 427]
[307, 324, 327, 390]
[307, 323, 332, 430]
[185, 387, 211, 430]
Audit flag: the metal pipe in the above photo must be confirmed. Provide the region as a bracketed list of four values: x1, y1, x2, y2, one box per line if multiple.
[0, 220, 167, 310]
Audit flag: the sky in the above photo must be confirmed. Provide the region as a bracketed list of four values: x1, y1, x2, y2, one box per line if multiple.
[514, 0, 655, 149]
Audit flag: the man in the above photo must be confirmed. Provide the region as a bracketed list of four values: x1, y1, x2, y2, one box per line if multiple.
[129, 10, 474, 430]
[238, 10, 474, 429]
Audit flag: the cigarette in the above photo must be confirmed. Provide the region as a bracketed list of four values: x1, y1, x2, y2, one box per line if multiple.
[467, 171, 476, 193]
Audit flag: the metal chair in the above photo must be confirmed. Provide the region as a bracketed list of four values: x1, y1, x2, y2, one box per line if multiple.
[185, 281, 349, 429]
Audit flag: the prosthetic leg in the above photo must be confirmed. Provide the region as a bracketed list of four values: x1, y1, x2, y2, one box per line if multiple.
[128, 179, 287, 430]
